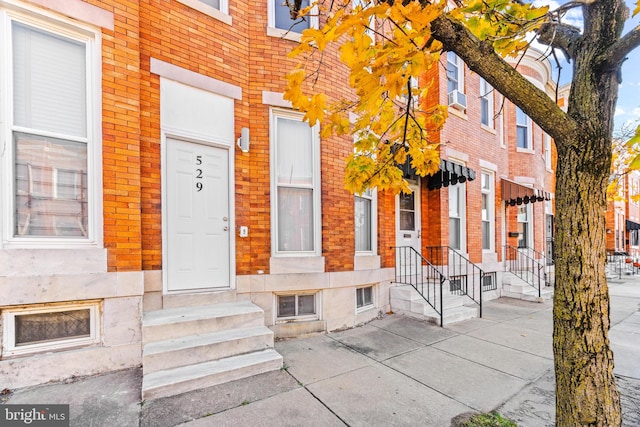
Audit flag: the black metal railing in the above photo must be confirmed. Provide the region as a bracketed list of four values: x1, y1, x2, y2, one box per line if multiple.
[504, 245, 550, 297]
[606, 250, 640, 278]
[424, 246, 484, 318]
[519, 246, 555, 287]
[393, 246, 446, 326]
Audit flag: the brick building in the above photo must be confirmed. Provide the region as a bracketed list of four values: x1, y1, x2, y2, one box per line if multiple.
[0, 0, 556, 398]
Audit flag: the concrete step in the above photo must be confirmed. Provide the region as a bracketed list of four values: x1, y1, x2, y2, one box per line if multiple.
[143, 325, 274, 374]
[143, 300, 264, 344]
[162, 290, 237, 309]
[141, 348, 283, 400]
[392, 285, 467, 307]
[391, 285, 479, 325]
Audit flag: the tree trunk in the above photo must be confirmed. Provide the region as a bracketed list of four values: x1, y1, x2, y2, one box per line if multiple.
[554, 143, 621, 425]
[553, 32, 622, 420]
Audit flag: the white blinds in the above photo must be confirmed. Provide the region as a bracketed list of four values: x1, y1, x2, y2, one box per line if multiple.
[13, 21, 87, 138]
[276, 117, 313, 186]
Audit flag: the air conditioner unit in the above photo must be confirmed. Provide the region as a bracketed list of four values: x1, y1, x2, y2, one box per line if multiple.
[448, 90, 467, 110]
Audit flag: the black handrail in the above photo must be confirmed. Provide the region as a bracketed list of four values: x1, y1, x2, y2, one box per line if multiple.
[392, 246, 446, 326]
[424, 246, 483, 318]
[504, 245, 547, 297]
[519, 246, 555, 287]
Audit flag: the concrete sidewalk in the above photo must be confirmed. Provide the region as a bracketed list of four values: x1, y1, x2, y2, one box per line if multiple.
[3, 279, 639, 427]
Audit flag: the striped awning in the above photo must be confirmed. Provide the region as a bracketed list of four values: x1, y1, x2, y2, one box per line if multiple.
[426, 159, 476, 190]
[502, 179, 552, 206]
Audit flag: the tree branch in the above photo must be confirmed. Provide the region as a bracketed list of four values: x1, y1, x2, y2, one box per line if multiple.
[430, 14, 577, 142]
[600, 25, 640, 69]
[536, 22, 582, 62]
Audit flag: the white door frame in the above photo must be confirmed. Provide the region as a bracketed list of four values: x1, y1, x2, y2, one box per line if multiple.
[161, 130, 236, 294]
[395, 180, 422, 252]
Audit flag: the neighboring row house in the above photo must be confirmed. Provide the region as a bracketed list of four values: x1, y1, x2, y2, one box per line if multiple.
[0, 0, 556, 398]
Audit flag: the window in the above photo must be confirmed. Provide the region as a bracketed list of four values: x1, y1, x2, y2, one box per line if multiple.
[353, 0, 375, 38]
[198, 0, 225, 11]
[446, 52, 464, 94]
[449, 182, 466, 251]
[481, 172, 494, 251]
[517, 204, 531, 248]
[2, 14, 100, 244]
[356, 286, 373, 310]
[271, 109, 320, 254]
[355, 189, 376, 253]
[268, 0, 318, 36]
[632, 230, 639, 247]
[399, 192, 416, 231]
[544, 134, 552, 169]
[480, 78, 493, 128]
[2, 302, 100, 356]
[277, 294, 317, 319]
[516, 107, 532, 149]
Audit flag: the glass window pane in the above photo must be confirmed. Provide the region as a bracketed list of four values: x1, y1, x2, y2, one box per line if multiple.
[15, 132, 88, 237]
[399, 211, 415, 231]
[199, 0, 221, 9]
[356, 288, 364, 307]
[363, 286, 372, 305]
[517, 126, 528, 148]
[481, 98, 489, 126]
[274, 0, 310, 32]
[276, 117, 313, 186]
[298, 295, 315, 315]
[449, 186, 459, 217]
[482, 221, 491, 250]
[482, 194, 488, 220]
[278, 187, 313, 251]
[355, 196, 372, 252]
[15, 309, 90, 345]
[399, 192, 414, 210]
[278, 296, 296, 317]
[446, 52, 458, 92]
[449, 217, 460, 249]
[13, 22, 87, 137]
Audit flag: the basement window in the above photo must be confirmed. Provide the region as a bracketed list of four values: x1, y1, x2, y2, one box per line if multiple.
[2, 302, 100, 357]
[276, 293, 317, 322]
[356, 286, 374, 311]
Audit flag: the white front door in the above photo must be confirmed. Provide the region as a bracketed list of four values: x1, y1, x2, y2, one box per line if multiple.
[166, 138, 230, 291]
[396, 181, 421, 252]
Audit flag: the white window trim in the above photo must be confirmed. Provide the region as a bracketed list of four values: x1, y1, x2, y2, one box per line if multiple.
[448, 172, 467, 252]
[267, 0, 319, 42]
[481, 171, 495, 252]
[355, 188, 378, 255]
[544, 133, 552, 170]
[355, 285, 375, 313]
[2, 301, 101, 357]
[175, 0, 232, 25]
[270, 108, 322, 257]
[446, 52, 465, 94]
[480, 78, 494, 130]
[0, 8, 103, 249]
[274, 292, 320, 323]
[516, 106, 533, 152]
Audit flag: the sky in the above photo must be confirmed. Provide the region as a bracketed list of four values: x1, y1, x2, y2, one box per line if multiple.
[533, 0, 640, 134]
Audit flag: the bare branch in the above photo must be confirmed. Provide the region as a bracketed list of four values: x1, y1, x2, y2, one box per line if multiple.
[537, 22, 582, 61]
[430, 14, 577, 143]
[600, 25, 640, 70]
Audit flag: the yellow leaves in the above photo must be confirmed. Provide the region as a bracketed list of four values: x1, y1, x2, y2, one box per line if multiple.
[634, 0, 640, 17]
[455, 0, 550, 57]
[285, 0, 466, 195]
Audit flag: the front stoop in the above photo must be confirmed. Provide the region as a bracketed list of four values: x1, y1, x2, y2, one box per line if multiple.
[501, 272, 553, 302]
[141, 300, 282, 400]
[390, 284, 479, 326]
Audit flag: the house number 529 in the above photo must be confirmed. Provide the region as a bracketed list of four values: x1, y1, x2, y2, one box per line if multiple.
[195, 155, 203, 192]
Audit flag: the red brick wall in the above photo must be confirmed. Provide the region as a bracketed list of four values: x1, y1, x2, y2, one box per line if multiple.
[96, 0, 142, 272]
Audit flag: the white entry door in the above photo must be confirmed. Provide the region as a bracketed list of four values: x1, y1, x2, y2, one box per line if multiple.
[166, 138, 230, 291]
[396, 181, 421, 252]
